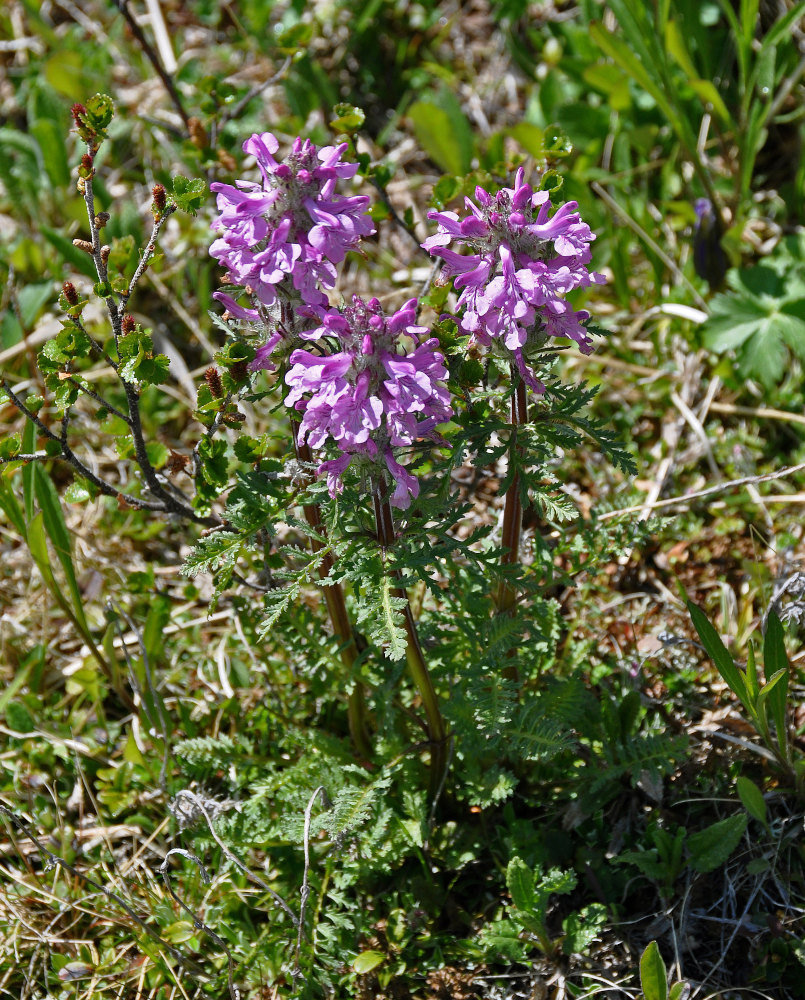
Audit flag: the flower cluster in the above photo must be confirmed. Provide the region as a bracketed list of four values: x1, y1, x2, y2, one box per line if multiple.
[285, 297, 453, 508]
[422, 169, 604, 391]
[209, 132, 375, 365]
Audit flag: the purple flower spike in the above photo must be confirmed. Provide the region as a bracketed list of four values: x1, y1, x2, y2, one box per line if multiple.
[422, 168, 604, 391]
[285, 297, 453, 509]
[210, 132, 376, 367]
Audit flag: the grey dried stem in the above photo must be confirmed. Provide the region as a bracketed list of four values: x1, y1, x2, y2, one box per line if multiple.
[158, 848, 240, 1000]
[171, 790, 298, 927]
[294, 785, 333, 978]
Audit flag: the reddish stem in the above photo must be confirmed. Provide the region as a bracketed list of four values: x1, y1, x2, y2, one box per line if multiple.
[293, 425, 371, 759]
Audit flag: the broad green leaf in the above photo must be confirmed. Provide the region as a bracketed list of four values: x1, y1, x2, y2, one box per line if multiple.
[688, 813, 747, 873]
[688, 603, 749, 710]
[5, 700, 35, 733]
[506, 856, 536, 914]
[508, 123, 547, 160]
[581, 64, 631, 110]
[640, 941, 668, 1000]
[736, 776, 767, 827]
[353, 951, 385, 974]
[408, 92, 474, 176]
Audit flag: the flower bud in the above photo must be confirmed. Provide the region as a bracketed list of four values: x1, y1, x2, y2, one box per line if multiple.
[79, 153, 94, 179]
[62, 282, 79, 305]
[100, 245, 111, 265]
[693, 198, 727, 291]
[95, 212, 110, 228]
[121, 315, 136, 335]
[72, 239, 94, 254]
[204, 366, 224, 398]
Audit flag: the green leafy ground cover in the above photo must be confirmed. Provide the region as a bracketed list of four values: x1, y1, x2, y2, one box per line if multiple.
[1, 1, 805, 997]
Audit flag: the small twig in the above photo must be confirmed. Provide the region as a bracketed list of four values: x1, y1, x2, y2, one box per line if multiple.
[119, 205, 177, 315]
[0, 802, 211, 980]
[172, 790, 298, 927]
[214, 57, 293, 139]
[599, 460, 805, 521]
[110, 0, 190, 127]
[294, 786, 332, 978]
[157, 849, 240, 1000]
[65, 377, 131, 423]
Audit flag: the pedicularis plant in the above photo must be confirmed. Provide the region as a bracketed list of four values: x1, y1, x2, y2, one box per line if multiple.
[1, 96, 635, 832]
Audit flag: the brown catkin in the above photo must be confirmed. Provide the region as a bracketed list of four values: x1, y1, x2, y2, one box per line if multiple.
[121, 315, 136, 335]
[62, 282, 79, 305]
[151, 184, 167, 212]
[204, 366, 224, 398]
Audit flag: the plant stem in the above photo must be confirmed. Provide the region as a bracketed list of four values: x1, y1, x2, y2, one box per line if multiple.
[494, 376, 529, 683]
[495, 376, 528, 614]
[372, 485, 448, 799]
[292, 426, 371, 760]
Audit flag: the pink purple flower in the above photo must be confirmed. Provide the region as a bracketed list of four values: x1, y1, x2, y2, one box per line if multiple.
[209, 133, 376, 369]
[285, 297, 453, 509]
[422, 169, 604, 391]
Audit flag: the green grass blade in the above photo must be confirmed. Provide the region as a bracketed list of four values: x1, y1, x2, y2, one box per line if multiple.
[745, 641, 759, 702]
[688, 603, 750, 710]
[763, 611, 790, 759]
[21, 421, 36, 525]
[0, 472, 28, 538]
[32, 463, 89, 632]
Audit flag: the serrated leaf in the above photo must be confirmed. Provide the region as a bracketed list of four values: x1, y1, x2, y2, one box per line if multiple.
[506, 856, 536, 914]
[171, 175, 206, 215]
[687, 813, 747, 873]
[562, 903, 608, 955]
